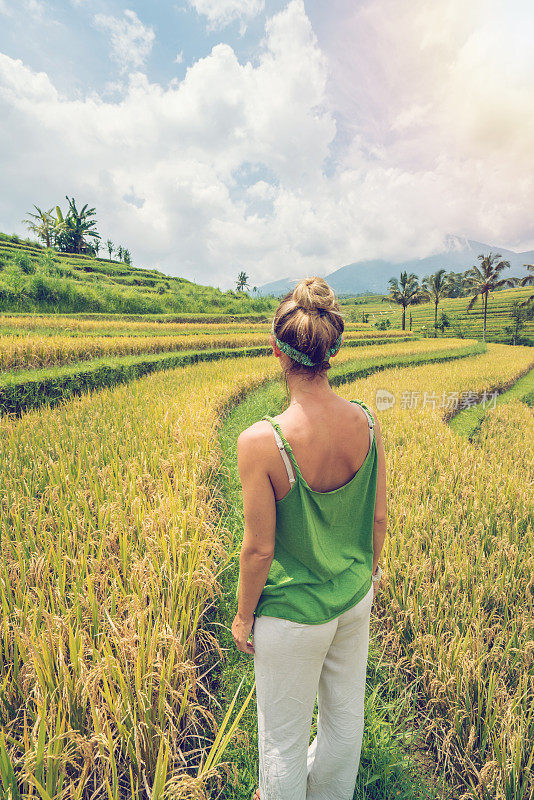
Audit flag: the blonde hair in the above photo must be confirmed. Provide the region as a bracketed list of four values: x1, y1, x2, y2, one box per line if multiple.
[272, 276, 344, 376]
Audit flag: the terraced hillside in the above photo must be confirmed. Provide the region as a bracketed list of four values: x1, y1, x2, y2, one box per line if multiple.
[343, 286, 534, 345]
[0, 232, 274, 315]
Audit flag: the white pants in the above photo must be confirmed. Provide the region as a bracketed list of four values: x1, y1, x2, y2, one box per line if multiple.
[253, 584, 374, 800]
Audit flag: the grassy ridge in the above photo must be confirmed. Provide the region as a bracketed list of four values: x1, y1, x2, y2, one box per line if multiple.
[0, 344, 272, 416]
[449, 364, 534, 439]
[0, 332, 415, 373]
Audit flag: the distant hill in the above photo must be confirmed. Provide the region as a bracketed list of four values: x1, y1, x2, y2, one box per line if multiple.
[258, 235, 534, 297]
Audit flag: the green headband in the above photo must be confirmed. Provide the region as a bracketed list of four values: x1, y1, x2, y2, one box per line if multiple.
[271, 318, 343, 367]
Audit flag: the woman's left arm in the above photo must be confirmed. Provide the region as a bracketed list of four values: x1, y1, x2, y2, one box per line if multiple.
[231, 425, 276, 655]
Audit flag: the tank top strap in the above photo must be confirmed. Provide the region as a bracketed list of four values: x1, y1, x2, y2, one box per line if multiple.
[350, 400, 375, 448]
[262, 416, 297, 487]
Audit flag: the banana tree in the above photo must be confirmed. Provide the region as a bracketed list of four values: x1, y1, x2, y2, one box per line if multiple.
[60, 196, 101, 254]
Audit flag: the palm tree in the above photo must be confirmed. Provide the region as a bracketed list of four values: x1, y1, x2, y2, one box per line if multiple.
[517, 264, 534, 307]
[236, 271, 250, 292]
[382, 271, 426, 330]
[62, 196, 101, 254]
[116, 245, 124, 261]
[23, 206, 55, 247]
[463, 253, 514, 342]
[421, 269, 454, 337]
[123, 249, 132, 266]
[106, 239, 114, 260]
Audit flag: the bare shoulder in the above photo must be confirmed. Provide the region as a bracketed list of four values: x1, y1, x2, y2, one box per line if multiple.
[237, 420, 275, 456]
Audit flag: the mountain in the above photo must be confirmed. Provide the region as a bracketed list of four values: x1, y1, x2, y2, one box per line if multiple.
[257, 236, 534, 297]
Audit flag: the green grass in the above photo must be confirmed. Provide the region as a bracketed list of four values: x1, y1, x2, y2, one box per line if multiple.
[449, 364, 534, 439]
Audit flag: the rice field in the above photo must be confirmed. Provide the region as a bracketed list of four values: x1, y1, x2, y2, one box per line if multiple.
[0, 316, 531, 800]
[0, 328, 413, 373]
[0, 313, 414, 338]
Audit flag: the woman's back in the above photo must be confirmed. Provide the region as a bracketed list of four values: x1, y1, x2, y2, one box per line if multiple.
[252, 395, 378, 624]
[265, 393, 375, 501]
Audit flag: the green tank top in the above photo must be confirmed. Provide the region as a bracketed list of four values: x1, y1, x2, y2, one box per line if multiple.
[244, 400, 378, 625]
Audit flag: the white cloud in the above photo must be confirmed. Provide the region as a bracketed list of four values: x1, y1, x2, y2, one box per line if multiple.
[93, 9, 155, 73]
[0, 0, 44, 16]
[174, 51, 183, 63]
[188, 0, 264, 29]
[0, 0, 533, 289]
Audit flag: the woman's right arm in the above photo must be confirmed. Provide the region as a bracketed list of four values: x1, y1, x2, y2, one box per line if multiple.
[371, 411, 387, 573]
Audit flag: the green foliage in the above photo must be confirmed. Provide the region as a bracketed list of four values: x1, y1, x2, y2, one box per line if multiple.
[374, 318, 391, 330]
[504, 300, 534, 345]
[435, 311, 451, 336]
[11, 251, 36, 274]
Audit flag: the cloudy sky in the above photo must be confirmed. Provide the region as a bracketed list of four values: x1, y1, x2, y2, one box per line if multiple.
[0, 0, 533, 289]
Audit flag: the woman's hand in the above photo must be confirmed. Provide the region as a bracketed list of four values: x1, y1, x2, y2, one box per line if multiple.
[232, 612, 255, 654]
[373, 580, 380, 601]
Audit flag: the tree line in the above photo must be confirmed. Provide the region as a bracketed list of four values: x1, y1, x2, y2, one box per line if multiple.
[384, 253, 533, 342]
[24, 198, 132, 265]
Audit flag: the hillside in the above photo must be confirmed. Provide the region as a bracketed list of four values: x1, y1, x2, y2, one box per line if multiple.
[0, 233, 274, 316]
[258, 235, 534, 296]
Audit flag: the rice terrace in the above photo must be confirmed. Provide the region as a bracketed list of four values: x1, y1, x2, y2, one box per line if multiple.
[1, 1, 534, 795]
[0, 221, 531, 800]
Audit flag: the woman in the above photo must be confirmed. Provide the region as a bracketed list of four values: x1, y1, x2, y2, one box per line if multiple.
[231, 276, 387, 800]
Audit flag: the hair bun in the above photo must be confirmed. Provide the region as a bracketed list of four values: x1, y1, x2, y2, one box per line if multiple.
[292, 276, 337, 314]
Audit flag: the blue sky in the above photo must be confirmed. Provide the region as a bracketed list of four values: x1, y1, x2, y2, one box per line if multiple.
[0, 1, 287, 95]
[1, 0, 533, 289]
